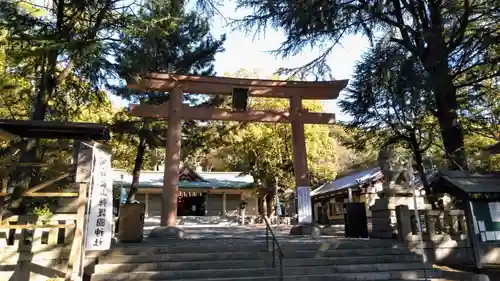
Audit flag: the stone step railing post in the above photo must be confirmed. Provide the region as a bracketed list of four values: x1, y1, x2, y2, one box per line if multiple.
[425, 211, 436, 239]
[395, 205, 411, 241]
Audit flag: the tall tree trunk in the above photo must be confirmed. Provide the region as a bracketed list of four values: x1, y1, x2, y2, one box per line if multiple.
[258, 192, 265, 218]
[413, 150, 429, 189]
[5, 0, 66, 212]
[5, 0, 113, 213]
[127, 120, 150, 203]
[6, 50, 59, 212]
[422, 7, 468, 171]
[414, 148, 437, 208]
[410, 133, 436, 208]
[432, 73, 467, 170]
[265, 192, 273, 217]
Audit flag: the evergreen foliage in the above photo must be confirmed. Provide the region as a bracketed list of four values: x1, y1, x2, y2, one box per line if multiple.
[235, 0, 500, 169]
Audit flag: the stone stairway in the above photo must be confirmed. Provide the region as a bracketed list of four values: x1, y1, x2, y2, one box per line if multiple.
[90, 237, 472, 281]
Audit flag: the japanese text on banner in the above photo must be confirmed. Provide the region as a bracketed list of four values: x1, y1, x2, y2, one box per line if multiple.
[85, 149, 113, 251]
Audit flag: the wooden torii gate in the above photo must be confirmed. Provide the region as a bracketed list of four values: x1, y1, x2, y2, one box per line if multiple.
[128, 73, 348, 226]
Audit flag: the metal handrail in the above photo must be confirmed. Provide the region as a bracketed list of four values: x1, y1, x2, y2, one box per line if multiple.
[263, 216, 284, 281]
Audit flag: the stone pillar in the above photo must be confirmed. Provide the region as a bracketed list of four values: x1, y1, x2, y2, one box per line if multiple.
[145, 193, 149, 218]
[161, 87, 183, 226]
[254, 197, 259, 216]
[204, 193, 208, 215]
[222, 192, 227, 216]
[472, 274, 490, 281]
[240, 193, 245, 225]
[370, 195, 431, 238]
[395, 205, 412, 241]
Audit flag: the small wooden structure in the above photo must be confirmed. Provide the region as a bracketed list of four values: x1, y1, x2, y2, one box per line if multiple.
[0, 119, 109, 140]
[432, 170, 500, 268]
[0, 121, 110, 280]
[128, 73, 348, 226]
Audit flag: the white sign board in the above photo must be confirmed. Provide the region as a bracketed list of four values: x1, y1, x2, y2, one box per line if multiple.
[85, 149, 113, 251]
[488, 201, 500, 222]
[296, 186, 312, 224]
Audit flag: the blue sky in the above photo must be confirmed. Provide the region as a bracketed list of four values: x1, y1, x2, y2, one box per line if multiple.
[110, 0, 370, 121]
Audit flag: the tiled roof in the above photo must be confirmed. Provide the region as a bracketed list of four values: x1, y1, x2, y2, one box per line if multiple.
[311, 167, 437, 197]
[112, 169, 255, 189]
[440, 170, 500, 194]
[310, 167, 382, 197]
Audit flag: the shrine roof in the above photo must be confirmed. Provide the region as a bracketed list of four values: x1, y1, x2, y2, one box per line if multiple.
[311, 167, 437, 197]
[310, 167, 383, 197]
[112, 169, 255, 189]
[439, 170, 500, 194]
[0, 119, 109, 140]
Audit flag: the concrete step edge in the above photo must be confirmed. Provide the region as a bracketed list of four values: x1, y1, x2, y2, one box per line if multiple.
[91, 263, 433, 277]
[100, 246, 412, 257]
[94, 259, 427, 272]
[111, 239, 405, 245]
[105, 245, 408, 253]
[91, 269, 442, 281]
[98, 252, 416, 263]
[96, 255, 421, 267]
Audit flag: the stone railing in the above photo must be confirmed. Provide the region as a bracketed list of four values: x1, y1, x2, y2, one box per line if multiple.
[396, 206, 468, 242]
[395, 206, 476, 265]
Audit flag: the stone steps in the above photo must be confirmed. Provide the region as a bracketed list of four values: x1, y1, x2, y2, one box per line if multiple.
[93, 278, 456, 281]
[97, 254, 422, 269]
[91, 267, 441, 281]
[94, 255, 424, 272]
[90, 235, 473, 281]
[98, 247, 416, 264]
[104, 238, 407, 255]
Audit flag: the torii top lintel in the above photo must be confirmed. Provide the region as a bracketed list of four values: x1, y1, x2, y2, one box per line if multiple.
[127, 73, 349, 100]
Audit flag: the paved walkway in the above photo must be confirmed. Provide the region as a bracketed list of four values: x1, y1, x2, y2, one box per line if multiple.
[142, 225, 346, 241]
[140, 215, 345, 240]
[143, 225, 296, 239]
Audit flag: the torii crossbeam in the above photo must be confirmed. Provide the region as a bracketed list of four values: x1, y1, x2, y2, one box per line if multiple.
[128, 73, 348, 226]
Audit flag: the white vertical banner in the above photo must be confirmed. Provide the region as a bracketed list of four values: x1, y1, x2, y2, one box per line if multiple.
[85, 149, 113, 251]
[296, 186, 312, 224]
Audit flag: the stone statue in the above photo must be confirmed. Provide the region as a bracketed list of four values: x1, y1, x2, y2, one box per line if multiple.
[377, 147, 413, 196]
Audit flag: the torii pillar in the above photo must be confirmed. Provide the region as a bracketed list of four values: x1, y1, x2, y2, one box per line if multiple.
[289, 96, 313, 226]
[127, 73, 348, 232]
[162, 87, 183, 226]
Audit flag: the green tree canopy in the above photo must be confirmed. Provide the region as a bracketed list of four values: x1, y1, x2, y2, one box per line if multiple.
[235, 0, 500, 170]
[107, 0, 227, 202]
[339, 39, 438, 179]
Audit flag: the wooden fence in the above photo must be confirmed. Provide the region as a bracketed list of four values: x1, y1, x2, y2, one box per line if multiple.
[0, 179, 87, 281]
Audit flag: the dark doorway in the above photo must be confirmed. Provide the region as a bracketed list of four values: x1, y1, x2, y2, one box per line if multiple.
[344, 202, 368, 238]
[177, 195, 205, 216]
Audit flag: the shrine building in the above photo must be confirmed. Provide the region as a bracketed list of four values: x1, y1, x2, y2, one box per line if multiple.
[311, 167, 435, 224]
[112, 167, 259, 220]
